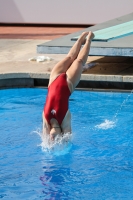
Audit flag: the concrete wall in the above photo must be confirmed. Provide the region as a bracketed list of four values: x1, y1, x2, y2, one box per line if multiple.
[0, 0, 133, 25]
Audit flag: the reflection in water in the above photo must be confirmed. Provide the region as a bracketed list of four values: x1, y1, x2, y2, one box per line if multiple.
[40, 166, 71, 199]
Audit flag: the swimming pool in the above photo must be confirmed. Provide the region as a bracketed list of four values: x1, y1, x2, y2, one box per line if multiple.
[0, 88, 133, 199]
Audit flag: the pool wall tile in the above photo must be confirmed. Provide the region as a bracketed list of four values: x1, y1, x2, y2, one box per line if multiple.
[123, 76, 133, 83]
[81, 74, 123, 82]
[0, 78, 34, 88]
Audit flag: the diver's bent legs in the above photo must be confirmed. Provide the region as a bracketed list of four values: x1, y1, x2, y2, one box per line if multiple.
[66, 32, 94, 90]
[49, 32, 89, 85]
[76, 32, 94, 65]
[67, 32, 89, 61]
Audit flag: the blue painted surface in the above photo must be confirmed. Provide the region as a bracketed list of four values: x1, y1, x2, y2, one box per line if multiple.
[1, 88, 133, 199]
[72, 20, 133, 41]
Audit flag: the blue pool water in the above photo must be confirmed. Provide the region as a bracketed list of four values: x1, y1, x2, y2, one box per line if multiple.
[1, 88, 133, 200]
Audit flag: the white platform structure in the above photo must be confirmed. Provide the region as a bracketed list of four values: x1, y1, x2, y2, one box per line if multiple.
[37, 13, 133, 57]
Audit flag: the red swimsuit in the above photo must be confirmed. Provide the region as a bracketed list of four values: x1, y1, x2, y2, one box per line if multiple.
[44, 73, 71, 126]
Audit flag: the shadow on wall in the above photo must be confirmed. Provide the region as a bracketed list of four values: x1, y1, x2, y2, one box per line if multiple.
[0, 0, 24, 23]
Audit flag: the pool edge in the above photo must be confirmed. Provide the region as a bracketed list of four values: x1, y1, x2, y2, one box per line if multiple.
[0, 72, 133, 91]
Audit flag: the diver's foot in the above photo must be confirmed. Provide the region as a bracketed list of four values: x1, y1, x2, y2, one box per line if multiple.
[86, 31, 95, 42]
[78, 32, 89, 44]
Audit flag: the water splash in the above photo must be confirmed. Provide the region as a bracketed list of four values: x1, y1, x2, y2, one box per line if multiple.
[113, 90, 133, 120]
[95, 119, 115, 130]
[96, 90, 133, 130]
[34, 128, 72, 156]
